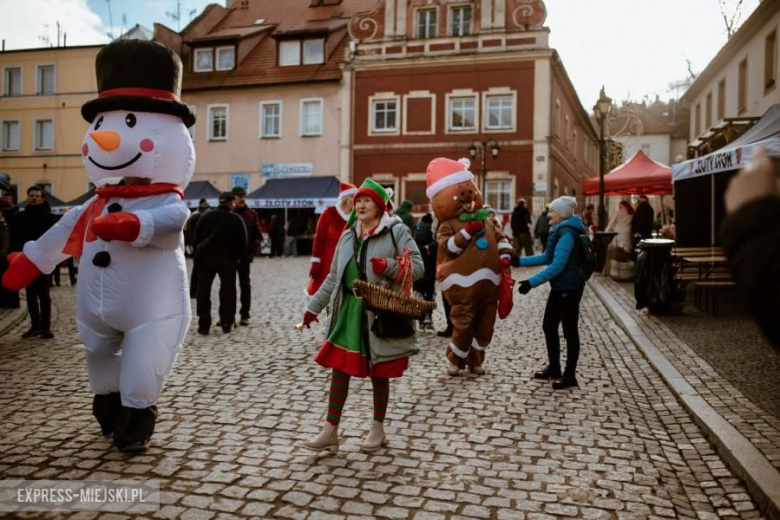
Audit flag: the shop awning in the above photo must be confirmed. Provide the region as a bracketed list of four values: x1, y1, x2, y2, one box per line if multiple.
[246, 176, 340, 213]
[582, 150, 672, 196]
[183, 180, 221, 209]
[673, 103, 780, 182]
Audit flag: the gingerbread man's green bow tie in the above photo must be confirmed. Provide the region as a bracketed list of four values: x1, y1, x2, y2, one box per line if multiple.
[458, 208, 488, 223]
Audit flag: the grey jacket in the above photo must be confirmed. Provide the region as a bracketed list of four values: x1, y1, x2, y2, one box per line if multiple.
[307, 212, 425, 365]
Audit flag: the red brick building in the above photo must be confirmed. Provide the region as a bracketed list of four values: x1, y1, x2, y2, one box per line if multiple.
[346, 0, 597, 216]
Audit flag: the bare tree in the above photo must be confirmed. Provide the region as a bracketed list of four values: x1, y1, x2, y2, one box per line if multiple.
[717, 0, 747, 38]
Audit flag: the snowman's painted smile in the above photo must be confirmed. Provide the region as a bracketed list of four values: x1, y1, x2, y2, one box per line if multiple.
[88, 152, 143, 171]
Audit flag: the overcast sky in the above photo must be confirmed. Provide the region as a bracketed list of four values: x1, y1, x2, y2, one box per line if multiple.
[0, 0, 761, 107]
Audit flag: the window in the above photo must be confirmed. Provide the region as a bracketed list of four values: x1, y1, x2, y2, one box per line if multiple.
[739, 58, 748, 113]
[417, 8, 437, 39]
[451, 6, 472, 36]
[485, 94, 513, 130]
[194, 48, 214, 72]
[3, 67, 21, 96]
[695, 103, 701, 136]
[573, 130, 578, 161]
[260, 102, 282, 138]
[371, 99, 398, 133]
[485, 180, 512, 213]
[554, 99, 560, 137]
[188, 106, 197, 139]
[301, 99, 323, 136]
[303, 39, 325, 65]
[564, 114, 570, 148]
[280, 41, 301, 66]
[35, 119, 53, 150]
[216, 46, 235, 71]
[448, 96, 476, 130]
[2, 120, 20, 151]
[208, 105, 228, 140]
[36, 65, 54, 95]
[718, 79, 726, 120]
[765, 30, 776, 91]
[706, 92, 713, 129]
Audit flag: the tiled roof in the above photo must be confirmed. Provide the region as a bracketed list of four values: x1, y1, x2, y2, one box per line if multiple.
[186, 26, 270, 43]
[182, 0, 377, 91]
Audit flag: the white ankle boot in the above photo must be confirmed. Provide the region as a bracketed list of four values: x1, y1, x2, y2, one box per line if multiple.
[361, 421, 387, 452]
[303, 422, 339, 452]
[470, 365, 486, 375]
[446, 360, 461, 376]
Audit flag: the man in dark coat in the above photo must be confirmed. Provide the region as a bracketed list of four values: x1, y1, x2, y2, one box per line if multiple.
[413, 213, 437, 330]
[0, 173, 20, 309]
[193, 191, 247, 334]
[631, 195, 654, 240]
[11, 185, 57, 339]
[232, 186, 261, 326]
[395, 199, 415, 234]
[511, 198, 534, 257]
[185, 198, 209, 298]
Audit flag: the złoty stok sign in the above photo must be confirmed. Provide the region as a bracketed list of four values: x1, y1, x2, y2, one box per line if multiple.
[261, 163, 313, 178]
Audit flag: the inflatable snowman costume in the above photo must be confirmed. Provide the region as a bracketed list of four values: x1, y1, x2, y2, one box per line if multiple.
[2, 40, 195, 452]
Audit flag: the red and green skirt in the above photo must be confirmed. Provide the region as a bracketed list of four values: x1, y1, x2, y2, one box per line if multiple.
[314, 256, 408, 378]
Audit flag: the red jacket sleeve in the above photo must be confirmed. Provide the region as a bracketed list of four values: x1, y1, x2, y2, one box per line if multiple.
[311, 208, 333, 262]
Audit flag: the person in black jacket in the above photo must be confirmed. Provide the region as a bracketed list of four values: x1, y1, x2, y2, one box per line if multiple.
[722, 147, 780, 348]
[192, 191, 247, 335]
[631, 195, 654, 240]
[511, 198, 534, 257]
[413, 213, 437, 330]
[11, 185, 58, 339]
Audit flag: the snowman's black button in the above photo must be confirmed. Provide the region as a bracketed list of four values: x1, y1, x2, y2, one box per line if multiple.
[107, 203, 123, 213]
[92, 251, 111, 268]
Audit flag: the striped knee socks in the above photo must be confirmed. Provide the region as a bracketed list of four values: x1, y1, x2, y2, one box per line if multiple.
[326, 370, 350, 426]
[371, 377, 389, 423]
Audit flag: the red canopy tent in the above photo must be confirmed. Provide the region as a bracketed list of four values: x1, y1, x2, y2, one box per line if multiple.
[582, 150, 672, 196]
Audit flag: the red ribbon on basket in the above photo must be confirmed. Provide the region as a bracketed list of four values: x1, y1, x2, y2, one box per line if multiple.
[393, 246, 413, 297]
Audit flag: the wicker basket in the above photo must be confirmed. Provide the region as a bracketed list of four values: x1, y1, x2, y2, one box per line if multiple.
[354, 280, 437, 320]
[352, 245, 437, 320]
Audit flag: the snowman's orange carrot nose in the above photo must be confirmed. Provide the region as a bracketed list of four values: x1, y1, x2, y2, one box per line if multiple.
[90, 130, 121, 151]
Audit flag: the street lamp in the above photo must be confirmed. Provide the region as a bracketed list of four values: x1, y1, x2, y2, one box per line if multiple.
[468, 139, 500, 197]
[593, 86, 612, 230]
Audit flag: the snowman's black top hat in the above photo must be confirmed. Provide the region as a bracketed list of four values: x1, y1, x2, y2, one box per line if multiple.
[82, 39, 196, 127]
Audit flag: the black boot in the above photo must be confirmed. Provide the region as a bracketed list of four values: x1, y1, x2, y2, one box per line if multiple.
[552, 373, 579, 390]
[114, 405, 158, 453]
[436, 327, 453, 338]
[93, 393, 122, 436]
[533, 365, 562, 380]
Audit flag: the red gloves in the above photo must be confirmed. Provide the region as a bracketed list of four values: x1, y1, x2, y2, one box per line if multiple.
[2, 252, 43, 291]
[309, 262, 321, 278]
[370, 257, 388, 275]
[302, 311, 319, 329]
[464, 221, 484, 236]
[91, 212, 141, 242]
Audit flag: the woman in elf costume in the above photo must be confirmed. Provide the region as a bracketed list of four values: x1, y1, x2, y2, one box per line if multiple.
[301, 179, 423, 452]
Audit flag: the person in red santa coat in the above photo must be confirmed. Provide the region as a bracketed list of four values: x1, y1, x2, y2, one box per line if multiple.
[306, 183, 356, 296]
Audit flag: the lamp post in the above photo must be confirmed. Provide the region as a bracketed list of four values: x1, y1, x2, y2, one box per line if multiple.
[593, 86, 612, 230]
[468, 139, 500, 198]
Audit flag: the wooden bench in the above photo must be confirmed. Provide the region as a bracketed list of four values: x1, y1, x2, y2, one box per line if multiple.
[693, 280, 736, 316]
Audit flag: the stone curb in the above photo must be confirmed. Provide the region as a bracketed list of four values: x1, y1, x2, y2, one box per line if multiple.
[589, 276, 780, 520]
[0, 305, 26, 337]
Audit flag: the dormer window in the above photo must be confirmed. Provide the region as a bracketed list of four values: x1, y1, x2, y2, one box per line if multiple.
[194, 46, 235, 72]
[279, 39, 325, 67]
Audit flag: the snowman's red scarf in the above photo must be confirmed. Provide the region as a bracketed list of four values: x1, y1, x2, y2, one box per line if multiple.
[63, 183, 184, 258]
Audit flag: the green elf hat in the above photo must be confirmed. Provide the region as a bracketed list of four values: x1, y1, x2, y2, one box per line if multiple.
[348, 178, 390, 226]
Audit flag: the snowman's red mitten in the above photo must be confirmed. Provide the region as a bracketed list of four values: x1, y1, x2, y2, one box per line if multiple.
[91, 212, 141, 242]
[2, 252, 42, 291]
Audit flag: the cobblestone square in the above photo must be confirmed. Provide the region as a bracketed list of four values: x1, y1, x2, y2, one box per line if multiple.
[0, 258, 767, 519]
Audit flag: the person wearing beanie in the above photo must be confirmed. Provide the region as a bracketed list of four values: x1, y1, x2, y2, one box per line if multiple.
[301, 178, 423, 453]
[306, 182, 355, 296]
[193, 191, 247, 335]
[231, 186, 261, 326]
[394, 199, 415, 234]
[513, 195, 586, 390]
[413, 213, 437, 330]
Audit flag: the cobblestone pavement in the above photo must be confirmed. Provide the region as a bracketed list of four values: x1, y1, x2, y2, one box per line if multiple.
[601, 276, 780, 473]
[0, 258, 767, 519]
[611, 279, 780, 422]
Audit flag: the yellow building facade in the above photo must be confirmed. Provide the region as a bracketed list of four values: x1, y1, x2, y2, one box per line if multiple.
[0, 45, 101, 203]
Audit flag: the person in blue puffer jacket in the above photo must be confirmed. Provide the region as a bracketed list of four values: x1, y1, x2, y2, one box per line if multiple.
[513, 196, 585, 390]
